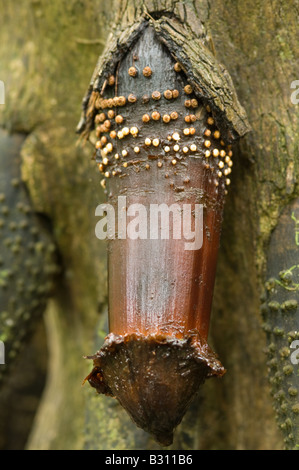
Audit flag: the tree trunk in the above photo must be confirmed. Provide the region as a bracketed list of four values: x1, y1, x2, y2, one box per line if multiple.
[0, 0, 298, 450]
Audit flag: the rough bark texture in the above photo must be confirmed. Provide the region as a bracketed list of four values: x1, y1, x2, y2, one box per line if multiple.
[79, 13, 250, 141]
[0, 0, 298, 450]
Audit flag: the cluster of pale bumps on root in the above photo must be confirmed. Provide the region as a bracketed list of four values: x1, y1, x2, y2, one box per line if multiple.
[89, 62, 233, 192]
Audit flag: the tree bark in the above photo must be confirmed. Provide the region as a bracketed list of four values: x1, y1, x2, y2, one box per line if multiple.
[0, 0, 298, 450]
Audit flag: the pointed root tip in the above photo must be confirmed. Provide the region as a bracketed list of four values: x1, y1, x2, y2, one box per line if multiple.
[85, 332, 225, 445]
[155, 432, 174, 447]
